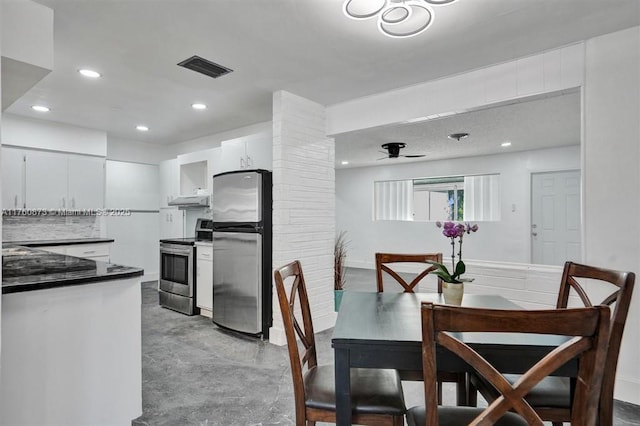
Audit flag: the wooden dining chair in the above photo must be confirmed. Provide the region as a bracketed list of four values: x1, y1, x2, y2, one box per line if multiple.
[375, 252, 468, 406]
[375, 253, 443, 293]
[274, 260, 406, 426]
[407, 302, 611, 426]
[469, 261, 635, 426]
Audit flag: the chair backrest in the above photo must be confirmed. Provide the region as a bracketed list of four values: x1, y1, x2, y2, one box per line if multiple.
[375, 253, 443, 293]
[420, 302, 610, 426]
[273, 261, 318, 420]
[556, 261, 635, 421]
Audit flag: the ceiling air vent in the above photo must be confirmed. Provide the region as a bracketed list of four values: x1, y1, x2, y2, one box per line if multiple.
[177, 55, 233, 79]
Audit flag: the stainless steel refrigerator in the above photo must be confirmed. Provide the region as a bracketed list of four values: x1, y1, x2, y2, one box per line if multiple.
[211, 169, 272, 338]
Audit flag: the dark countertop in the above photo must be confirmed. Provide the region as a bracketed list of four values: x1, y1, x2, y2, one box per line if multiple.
[160, 237, 196, 246]
[5, 238, 115, 247]
[2, 245, 143, 294]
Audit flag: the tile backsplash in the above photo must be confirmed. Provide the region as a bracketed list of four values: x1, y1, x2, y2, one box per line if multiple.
[3, 215, 102, 242]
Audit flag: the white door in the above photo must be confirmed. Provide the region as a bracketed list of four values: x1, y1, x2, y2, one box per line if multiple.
[531, 170, 581, 265]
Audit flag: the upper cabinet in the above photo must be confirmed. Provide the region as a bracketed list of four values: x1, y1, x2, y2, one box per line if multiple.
[219, 133, 272, 174]
[2, 147, 105, 210]
[2, 147, 25, 209]
[67, 156, 105, 209]
[25, 150, 69, 209]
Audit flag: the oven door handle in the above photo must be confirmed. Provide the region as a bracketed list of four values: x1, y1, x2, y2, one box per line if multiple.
[160, 245, 194, 256]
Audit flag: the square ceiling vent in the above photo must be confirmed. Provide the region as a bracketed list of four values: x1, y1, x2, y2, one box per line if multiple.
[177, 55, 233, 79]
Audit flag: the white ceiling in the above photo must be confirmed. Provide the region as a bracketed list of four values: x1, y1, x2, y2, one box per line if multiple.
[6, 0, 640, 152]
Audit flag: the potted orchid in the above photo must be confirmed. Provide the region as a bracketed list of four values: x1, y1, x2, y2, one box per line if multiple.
[428, 221, 479, 304]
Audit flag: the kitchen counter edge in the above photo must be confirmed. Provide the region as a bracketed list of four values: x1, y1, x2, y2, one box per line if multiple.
[2, 246, 143, 295]
[4, 238, 115, 247]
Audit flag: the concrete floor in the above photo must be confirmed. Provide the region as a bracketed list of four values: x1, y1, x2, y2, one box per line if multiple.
[132, 268, 640, 425]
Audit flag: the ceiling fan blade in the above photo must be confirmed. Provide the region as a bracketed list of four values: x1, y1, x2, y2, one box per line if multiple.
[403, 154, 426, 158]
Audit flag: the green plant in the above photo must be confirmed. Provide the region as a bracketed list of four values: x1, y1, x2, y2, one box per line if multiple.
[334, 231, 349, 290]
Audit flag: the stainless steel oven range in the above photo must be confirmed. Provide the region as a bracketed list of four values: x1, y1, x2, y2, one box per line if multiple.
[159, 218, 212, 315]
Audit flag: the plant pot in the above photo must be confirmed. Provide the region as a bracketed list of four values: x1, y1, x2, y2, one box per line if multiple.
[334, 289, 345, 312]
[442, 282, 464, 306]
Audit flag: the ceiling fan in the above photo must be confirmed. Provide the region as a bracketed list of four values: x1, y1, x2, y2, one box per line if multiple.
[379, 142, 426, 160]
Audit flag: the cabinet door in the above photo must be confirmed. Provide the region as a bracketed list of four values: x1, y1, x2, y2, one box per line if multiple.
[220, 139, 245, 173]
[25, 151, 68, 209]
[159, 207, 184, 239]
[196, 246, 213, 312]
[159, 159, 179, 207]
[2, 147, 25, 209]
[245, 136, 272, 171]
[68, 156, 105, 209]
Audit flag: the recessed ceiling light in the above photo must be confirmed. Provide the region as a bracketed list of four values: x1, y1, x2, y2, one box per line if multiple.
[501, 141, 512, 147]
[448, 132, 469, 141]
[78, 69, 101, 78]
[341, 161, 349, 165]
[31, 105, 50, 112]
[191, 103, 207, 110]
[136, 125, 149, 132]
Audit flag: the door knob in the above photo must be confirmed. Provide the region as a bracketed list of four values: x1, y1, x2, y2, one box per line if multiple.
[532, 232, 538, 236]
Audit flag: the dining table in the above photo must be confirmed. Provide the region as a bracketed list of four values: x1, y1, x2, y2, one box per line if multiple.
[331, 291, 576, 426]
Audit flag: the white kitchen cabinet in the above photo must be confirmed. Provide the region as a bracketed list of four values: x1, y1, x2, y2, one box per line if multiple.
[196, 243, 213, 317]
[17, 149, 105, 210]
[2, 147, 25, 209]
[68, 156, 105, 209]
[39, 242, 112, 263]
[220, 138, 246, 173]
[159, 158, 179, 207]
[25, 150, 68, 209]
[245, 134, 272, 170]
[159, 207, 185, 239]
[220, 133, 272, 173]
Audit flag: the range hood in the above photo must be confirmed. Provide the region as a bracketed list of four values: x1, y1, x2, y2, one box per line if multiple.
[168, 195, 209, 208]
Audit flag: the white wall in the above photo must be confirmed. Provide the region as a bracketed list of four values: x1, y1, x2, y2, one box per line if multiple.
[1, 0, 53, 70]
[2, 114, 107, 156]
[167, 121, 271, 158]
[337, 145, 580, 268]
[270, 91, 335, 345]
[107, 136, 166, 165]
[327, 43, 584, 136]
[584, 26, 640, 405]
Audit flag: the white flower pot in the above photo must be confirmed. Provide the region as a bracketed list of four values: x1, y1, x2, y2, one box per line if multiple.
[443, 282, 464, 306]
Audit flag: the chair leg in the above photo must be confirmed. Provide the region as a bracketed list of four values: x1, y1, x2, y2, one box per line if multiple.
[437, 380, 443, 405]
[392, 415, 404, 426]
[456, 374, 468, 406]
[467, 375, 478, 407]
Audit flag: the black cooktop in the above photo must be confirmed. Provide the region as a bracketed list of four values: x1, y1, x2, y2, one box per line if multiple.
[159, 238, 196, 246]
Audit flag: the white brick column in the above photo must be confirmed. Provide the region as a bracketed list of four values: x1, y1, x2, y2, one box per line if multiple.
[270, 91, 336, 345]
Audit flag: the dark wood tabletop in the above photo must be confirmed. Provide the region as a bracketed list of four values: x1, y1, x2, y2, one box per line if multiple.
[331, 291, 574, 425]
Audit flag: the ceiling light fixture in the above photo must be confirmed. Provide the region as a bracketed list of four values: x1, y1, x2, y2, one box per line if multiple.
[191, 103, 207, 110]
[31, 105, 50, 112]
[343, 0, 457, 39]
[136, 125, 149, 132]
[501, 141, 512, 147]
[341, 161, 350, 165]
[78, 69, 101, 78]
[448, 132, 469, 141]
